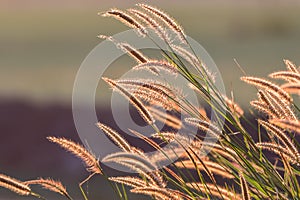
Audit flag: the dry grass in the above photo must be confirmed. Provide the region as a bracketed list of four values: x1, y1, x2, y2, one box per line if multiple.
[1, 3, 300, 200]
[0, 174, 31, 196]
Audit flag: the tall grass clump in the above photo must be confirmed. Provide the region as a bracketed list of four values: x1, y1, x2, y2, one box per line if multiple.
[1, 3, 300, 200]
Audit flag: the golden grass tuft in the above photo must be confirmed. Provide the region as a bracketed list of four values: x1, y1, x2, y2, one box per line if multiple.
[186, 182, 241, 200]
[241, 76, 292, 103]
[102, 77, 155, 125]
[47, 136, 102, 174]
[96, 122, 133, 152]
[175, 159, 234, 179]
[128, 8, 169, 42]
[131, 187, 189, 200]
[137, 3, 186, 43]
[0, 174, 31, 196]
[239, 173, 250, 200]
[132, 60, 178, 76]
[25, 178, 70, 199]
[101, 9, 146, 36]
[281, 83, 300, 95]
[284, 59, 299, 74]
[102, 151, 166, 187]
[270, 119, 300, 134]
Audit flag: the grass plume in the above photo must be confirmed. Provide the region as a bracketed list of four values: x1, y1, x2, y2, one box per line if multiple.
[0, 174, 31, 196]
[47, 136, 102, 174]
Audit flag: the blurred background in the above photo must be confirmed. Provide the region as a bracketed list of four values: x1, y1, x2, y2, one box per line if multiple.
[0, 0, 300, 199]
